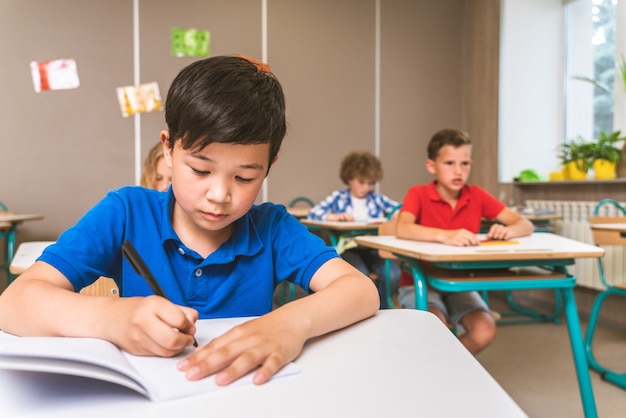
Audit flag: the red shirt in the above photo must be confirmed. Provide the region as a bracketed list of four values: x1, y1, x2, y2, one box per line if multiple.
[399, 181, 505, 287]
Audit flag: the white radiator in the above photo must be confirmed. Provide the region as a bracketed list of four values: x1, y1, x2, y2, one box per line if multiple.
[525, 200, 626, 290]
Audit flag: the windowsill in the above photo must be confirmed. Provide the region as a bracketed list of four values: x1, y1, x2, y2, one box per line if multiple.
[510, 178, 626, 186]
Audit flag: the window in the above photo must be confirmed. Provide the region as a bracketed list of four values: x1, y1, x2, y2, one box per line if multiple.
[565, 0, 618, 143]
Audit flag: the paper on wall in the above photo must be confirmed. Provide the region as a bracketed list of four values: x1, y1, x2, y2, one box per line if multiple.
[171, 28, 210, 57]
[30, 58, 80, 93]
[115, 82, 162, 117]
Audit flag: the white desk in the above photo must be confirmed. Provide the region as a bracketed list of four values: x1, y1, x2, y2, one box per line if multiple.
[9, 241, 55, 275]
[300, 219, 383, 247]
[0, 310, 526, 418]
[355, 233, 603, 418]
[0, 213, 43, 282]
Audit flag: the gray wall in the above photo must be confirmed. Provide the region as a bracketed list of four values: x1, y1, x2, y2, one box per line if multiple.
[2, 0, 496, 262]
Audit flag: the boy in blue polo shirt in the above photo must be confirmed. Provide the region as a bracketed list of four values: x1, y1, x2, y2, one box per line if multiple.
[0, 56, 379, 386]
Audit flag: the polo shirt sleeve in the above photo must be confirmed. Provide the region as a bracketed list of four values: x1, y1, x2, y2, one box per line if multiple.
[38, 189, 127, 291]
[270, 206, 339, 292]
[400, 185, 423, 218]
[476, 186, 506, 220]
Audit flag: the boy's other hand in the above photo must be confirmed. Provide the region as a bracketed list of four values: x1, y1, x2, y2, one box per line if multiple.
[177, 313, 304, 386]
[326, 213, 355, 222]
[486, 223, 512, 241]
[107, 296, 198, 357]
[439, 228, 480, 246]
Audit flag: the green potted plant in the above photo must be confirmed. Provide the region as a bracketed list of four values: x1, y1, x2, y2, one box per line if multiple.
[588, 130, 625, 179]
[557, 136, 593, 180]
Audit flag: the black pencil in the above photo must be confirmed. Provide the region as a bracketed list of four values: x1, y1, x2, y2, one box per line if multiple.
[121, 240, 198, 347]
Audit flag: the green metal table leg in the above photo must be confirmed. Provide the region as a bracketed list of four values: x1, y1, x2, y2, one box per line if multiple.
[561, 287, 597, 418]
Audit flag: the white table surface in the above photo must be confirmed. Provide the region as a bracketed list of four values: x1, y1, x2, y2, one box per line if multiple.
[0, 310, 526, 418]
[300, 218, 384, 230]
[355, 233, 604, 263]
[590, 222, 626, 231]
[9, 241, 55, 275]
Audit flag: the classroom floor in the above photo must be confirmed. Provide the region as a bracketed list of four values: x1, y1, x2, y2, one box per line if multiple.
[476, 293, 626, 418]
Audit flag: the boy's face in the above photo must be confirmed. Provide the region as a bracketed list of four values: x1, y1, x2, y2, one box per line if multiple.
[348, 177, 375, 199]
[426, 144, 472, 196]
[163, 136, 271, 237]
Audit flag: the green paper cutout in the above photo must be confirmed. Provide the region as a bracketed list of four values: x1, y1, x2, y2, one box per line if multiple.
[171, 28, 210, 57]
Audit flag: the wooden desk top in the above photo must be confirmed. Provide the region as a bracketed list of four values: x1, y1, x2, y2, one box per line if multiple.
[355, 233, 604, 263]
[0, 310, 526, 417]
[300, 218, 384, 231]
[0, 213, 44, 223]
[286, 207, 310, 219]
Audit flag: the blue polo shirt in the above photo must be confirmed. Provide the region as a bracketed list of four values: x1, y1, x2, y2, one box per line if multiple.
[39, 186, 338, 319]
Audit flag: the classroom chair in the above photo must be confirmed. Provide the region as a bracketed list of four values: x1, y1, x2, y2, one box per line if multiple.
[288, 196, 315, 208]
[585, 198, 626, 389]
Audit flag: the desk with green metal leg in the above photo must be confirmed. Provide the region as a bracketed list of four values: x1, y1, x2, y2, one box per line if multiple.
[355, 233, 604, 418]
[300, 219, 382, 247]
[0, 213, 43, 283]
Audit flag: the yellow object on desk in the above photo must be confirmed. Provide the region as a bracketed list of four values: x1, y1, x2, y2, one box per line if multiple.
[479, 239, 520, 246]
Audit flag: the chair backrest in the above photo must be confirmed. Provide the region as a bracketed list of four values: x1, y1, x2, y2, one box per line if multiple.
[288, 196, 315, 208]
[0, 200, 8, 213]
[590, 199, 626, 246]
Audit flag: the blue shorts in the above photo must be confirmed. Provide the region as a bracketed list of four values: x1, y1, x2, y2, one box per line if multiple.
[397, 286, 490, 327]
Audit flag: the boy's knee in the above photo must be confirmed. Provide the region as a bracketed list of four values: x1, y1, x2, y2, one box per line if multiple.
[464, 311, 497, 342]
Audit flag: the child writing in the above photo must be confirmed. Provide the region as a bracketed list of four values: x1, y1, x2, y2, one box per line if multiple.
[395, 128, 533, 355]
[140, 142, 172, 191]
[0, 56, 379, 385]
[309, 151, 400, 308]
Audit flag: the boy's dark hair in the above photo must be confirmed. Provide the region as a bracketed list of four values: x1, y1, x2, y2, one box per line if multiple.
[164, 55, 287, 167]
[427, 128, 471, 160]
[339, 151, 383, 184]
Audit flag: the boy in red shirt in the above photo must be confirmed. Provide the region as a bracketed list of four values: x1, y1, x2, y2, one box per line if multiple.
[396, 128, 533, 354]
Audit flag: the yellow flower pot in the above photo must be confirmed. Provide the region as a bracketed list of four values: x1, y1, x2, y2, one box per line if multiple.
[592, 159, 616, 179]
[563, 161, 588, 180]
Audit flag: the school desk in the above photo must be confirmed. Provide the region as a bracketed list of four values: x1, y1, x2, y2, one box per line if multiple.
[286, 206, 310, 219]
[10, 241, 119, 297]
[0, 309, 527, 418]
[590, 222, 626, 237]
[354, 233, 604, 418]
[300, 219, 383, 247]
[0, 213, 43, 282]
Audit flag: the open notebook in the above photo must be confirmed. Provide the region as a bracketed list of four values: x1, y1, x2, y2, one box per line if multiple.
[0, 316, 300, 402]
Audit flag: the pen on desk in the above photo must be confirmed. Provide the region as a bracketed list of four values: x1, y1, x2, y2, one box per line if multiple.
[121, 240, 198, 347]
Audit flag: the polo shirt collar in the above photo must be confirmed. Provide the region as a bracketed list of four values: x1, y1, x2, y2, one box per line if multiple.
[427, 181, 472, 209]
[160, 188, 263, 261]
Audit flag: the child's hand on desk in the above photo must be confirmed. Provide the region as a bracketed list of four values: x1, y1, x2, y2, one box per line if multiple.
[438, 228, 480, 246]
[486, 223, 512, 241]
[325, 213, 355, 222]
[177, 313, 304, 386]
[107, 296, 198, 357]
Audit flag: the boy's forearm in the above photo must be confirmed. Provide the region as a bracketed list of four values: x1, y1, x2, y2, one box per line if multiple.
[507, 218, 535, 238]
[274, 273, 379, 340]
[0, 273, 115, 338]
[397, 222, 441, 242]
